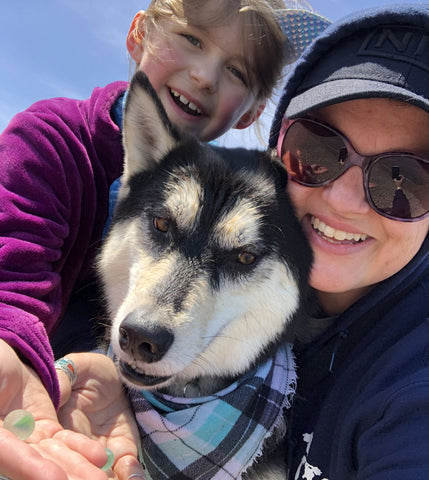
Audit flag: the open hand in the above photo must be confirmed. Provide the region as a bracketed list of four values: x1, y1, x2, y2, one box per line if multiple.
[57, 352, 145, 480]
[0, 340, 111, 480]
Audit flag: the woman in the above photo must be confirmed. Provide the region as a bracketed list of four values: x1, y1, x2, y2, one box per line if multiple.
[269, 4, 429, 478]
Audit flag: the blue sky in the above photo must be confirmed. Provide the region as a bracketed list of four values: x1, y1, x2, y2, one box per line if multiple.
[0, 1, 424, 147]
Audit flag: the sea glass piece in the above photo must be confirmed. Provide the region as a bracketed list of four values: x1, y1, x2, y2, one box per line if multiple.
[3, 409, 35, 441]
[101, 447, 115, 471]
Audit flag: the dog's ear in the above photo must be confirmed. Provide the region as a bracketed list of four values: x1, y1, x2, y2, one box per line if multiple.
[122, 70, 181, 181]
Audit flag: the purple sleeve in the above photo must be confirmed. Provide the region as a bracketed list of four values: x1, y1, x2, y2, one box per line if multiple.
[0, 82, 126, 407]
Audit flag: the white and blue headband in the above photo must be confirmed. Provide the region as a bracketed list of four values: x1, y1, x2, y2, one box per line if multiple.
[276, 9, 331, 62]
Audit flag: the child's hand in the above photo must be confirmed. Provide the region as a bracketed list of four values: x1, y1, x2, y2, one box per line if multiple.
[57, 352, 145, 480]
[0, 340, 111, 480]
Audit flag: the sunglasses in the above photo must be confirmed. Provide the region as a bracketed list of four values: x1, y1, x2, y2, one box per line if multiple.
[277, 118, 429, 222]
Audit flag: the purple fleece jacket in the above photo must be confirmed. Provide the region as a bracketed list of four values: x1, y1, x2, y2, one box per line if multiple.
[0, 81, 128, 407]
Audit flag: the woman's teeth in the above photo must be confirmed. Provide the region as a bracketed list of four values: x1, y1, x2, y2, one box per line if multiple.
[170, 89, 201, 115]
[311, 216, 368, 243]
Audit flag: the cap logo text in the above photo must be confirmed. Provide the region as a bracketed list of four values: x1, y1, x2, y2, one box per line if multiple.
[358, 26, 429, 72]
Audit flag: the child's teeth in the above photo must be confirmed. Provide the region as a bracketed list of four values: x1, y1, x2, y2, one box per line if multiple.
[171, 89, 201, 114]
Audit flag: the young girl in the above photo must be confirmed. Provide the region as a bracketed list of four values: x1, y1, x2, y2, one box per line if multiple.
[0, 1, 329, 478]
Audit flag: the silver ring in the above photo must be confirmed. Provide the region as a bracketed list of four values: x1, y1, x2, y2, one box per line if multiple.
[54, 357, 77, 387]
[127, 475, 145, 479]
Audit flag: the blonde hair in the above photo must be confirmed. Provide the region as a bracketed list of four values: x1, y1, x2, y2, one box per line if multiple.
[131, 0, 312, 103]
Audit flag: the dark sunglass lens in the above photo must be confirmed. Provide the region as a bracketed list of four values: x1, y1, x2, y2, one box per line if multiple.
[282, 120, 346, 185]
[368, 156, 429, 219]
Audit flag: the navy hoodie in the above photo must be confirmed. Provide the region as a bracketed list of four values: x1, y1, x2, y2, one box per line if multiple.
[287, 237, 429, 479]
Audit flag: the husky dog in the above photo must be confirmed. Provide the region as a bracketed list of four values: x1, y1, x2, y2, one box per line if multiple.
[98, 71, 312, 479]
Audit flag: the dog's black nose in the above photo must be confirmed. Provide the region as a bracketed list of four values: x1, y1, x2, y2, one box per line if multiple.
[119, 313, 174, 363]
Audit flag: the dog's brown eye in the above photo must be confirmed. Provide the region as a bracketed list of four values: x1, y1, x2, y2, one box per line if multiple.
[153, 217, 170, 233]
[237, 251, 256, 265]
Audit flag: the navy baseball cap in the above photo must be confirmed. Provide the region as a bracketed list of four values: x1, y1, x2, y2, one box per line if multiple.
[269, 4, 429, 148]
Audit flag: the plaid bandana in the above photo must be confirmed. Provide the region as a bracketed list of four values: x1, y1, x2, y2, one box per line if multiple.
[128, 343, 296, 479]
